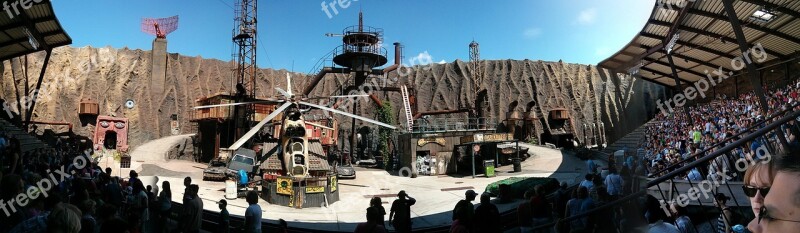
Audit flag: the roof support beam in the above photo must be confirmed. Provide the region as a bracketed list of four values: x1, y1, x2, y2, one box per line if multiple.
[666, 53, 696, 125]
[640, 32, 736, 59]
[633, 73, 674, 87]
[722, 0, 789, 149]
[632, 43, 723, 72]
[643, 57, 706, 81]
[641, 67, 689, 85]
[663, 0, 696, 46]
[23, 48, 51, 129]
[648, 19, 788, 60]
[688, 8, 800, 47]
[0, 30, 63, 50]
[739, 0, 800, 19]
[15, 7, 50, 51]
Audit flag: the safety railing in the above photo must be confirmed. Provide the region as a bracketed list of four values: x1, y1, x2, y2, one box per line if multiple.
[411, 117, 497, 133]
[530, 106, 800, 232]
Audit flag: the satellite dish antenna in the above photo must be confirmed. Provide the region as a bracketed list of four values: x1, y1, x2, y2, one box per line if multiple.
[125, 99, 136, 109]
[141, 16, 179, 39]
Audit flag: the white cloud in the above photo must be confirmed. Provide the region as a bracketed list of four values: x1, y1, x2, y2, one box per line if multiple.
[438, 60, 447, 64]
[411, 51, 434, 66]
[576, 8, 597, 25]
[595, 47, 612, 56]
[523, 28, 542, 38]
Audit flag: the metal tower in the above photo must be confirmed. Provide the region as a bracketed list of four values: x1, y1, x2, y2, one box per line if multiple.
[469, 40, 487, 118]
[469, 40, 482, 91]
[231, 0, 258, 140]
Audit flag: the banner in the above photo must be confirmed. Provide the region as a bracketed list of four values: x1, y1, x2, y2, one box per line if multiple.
[276, 177, 292, 195]
[329, 176, 338, 192]
[305, 186, 325, 193]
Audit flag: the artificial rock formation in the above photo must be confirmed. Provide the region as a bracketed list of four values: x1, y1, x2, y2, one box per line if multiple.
[0, 46, 665, 150]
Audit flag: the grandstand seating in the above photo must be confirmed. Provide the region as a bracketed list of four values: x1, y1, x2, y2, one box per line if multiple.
[0, 117, 50, 152]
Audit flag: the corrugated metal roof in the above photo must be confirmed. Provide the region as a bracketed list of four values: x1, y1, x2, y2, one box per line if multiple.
[598, 0, 800, 87]
[0, 0, 71, 61]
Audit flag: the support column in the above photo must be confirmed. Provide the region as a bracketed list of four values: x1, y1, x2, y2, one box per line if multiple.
[471, 144, 476, 178]
[24, 49, 52, 130]
[786, 63, 791, 87]
[666, 53, 694, 126]
[351, 101, 358, 162]
[722, 0, 789, 149]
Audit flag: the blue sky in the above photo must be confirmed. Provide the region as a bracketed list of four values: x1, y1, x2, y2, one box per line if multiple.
[51, 0, 655, 73]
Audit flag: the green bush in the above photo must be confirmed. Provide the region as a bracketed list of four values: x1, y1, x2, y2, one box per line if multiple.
[484, 177, 559, 199]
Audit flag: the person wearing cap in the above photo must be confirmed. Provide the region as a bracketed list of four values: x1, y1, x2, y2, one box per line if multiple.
[389, 190, 415, 233]
[452, 190, 478, 230]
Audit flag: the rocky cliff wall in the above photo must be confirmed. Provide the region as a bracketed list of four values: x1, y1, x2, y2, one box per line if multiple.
[0, 46, 666, 149]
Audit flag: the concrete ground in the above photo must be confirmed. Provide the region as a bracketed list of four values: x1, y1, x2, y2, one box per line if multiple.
[131, 140, 605, 232]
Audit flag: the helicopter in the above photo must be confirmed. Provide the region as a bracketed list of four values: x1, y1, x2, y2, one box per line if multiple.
[194, 74, 396, 181]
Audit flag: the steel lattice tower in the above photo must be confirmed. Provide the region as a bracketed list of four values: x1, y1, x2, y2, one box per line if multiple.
[469, 40, 486, 117]
[232, 0, 258, 139]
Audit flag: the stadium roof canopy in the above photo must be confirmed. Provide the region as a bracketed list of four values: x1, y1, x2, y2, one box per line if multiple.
[598, 0, 800, 87]
[0, 0, 71, 61]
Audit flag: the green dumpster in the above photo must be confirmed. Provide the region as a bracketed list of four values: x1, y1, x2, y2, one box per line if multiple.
[484, 160, 496, 177]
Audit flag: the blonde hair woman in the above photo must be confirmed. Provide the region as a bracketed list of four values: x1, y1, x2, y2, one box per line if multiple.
[743, 160, 776, 217]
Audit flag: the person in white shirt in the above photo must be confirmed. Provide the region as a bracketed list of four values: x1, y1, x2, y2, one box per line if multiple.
[604, 167, 624, 198]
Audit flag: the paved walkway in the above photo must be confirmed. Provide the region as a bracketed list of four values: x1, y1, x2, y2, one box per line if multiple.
[136, 142, 605, 232]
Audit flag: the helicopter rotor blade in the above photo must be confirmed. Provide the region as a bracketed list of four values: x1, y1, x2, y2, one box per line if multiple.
[193, 100, 283, 109]
[275, 87, 291, 98]
[304, 95, 369, 100]
[299, 101, 396, 129]
[229, 102, 293, 150]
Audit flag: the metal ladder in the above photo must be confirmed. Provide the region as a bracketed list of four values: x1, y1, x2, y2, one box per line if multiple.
[401, 85, 413, 131]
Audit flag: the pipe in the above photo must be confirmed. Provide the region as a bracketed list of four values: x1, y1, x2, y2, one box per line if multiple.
[413, 109, 471, 119]
[302, 67, 350, 96]
[25, 120, 73, 132]
[371, 42, 402, 75]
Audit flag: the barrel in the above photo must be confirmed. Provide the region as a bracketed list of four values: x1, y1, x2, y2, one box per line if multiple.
[225, 180, 237, 199]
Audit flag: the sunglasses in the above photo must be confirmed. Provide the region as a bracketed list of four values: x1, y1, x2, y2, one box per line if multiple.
[742, 185, 770, 198]
[758, 206, 800, 224]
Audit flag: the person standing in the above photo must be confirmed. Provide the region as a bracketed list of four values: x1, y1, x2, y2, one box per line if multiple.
[452, 190, 478, 231]
[474, 194, 500, 233]
[604, 167, 624, 200]
[530, 185, 552, 232]
[158, 181, 172, 233]
[367, 197, 386, 227]
[389, 190, 416, 233]
[244, 191, 262, 233]
[181, 184, 203, 233]
[219, 199, 230, 233]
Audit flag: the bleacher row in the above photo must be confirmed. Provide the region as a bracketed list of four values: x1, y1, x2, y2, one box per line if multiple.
[0, 118, 50, 152]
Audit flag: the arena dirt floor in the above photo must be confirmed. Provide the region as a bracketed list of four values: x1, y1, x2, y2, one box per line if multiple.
[129, 137, 604, 232]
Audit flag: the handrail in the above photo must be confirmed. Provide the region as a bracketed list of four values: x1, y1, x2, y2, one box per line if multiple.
[531, 107, 800, 230]
[647, 101, 800, 177]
